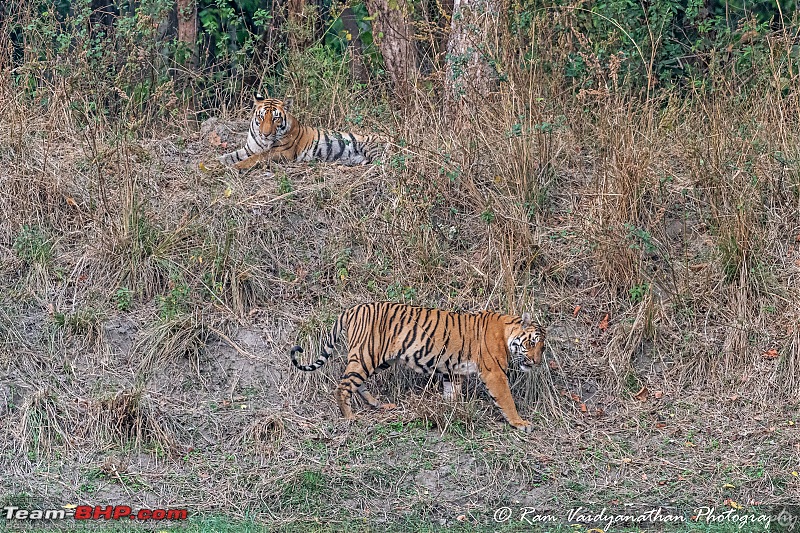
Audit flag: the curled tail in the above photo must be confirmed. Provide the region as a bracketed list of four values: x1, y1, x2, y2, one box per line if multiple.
[290, 313, 346, 371]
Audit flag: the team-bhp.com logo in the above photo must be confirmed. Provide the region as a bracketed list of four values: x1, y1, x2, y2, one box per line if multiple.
[4, 505, 188, 522]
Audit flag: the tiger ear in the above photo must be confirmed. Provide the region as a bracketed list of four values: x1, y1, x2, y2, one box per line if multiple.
[254, 92, 266, 102]
[521, 312, 532, 328]
[282, 96, 294, 111]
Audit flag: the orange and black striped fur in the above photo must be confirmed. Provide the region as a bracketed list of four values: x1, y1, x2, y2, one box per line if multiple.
[220, 94, 385, 169]
[290, 302, 546, 432]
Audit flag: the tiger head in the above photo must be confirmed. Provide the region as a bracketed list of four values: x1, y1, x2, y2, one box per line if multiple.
[508, 313, 546, 371]
[252, 93, 295, 142]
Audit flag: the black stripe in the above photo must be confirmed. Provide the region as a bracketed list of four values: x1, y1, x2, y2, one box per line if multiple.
[332, 132, 346, 160]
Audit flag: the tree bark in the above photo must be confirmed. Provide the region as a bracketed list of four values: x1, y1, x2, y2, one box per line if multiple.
[340, 6, 369, 83]
[287, 0, 313, 51]
[365, 0, 418, 95]
[445, 0, 500, 119]
[176, 0, 197, 67]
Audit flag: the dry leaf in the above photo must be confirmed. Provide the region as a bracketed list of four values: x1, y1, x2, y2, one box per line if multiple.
[207, 131, 222, 146]
[598, 313, 610, 331]
[655, 422, 667, 429]
[654, 390, 664, 399]
[456, 515, 467, 522]
[634, 386, 649, 402]
[548, 360, 559, 370]
[723, 499, 742, 510]
[579, 403, 588, 413]
[570, 393, 581, 403]
[573, 305, 581, 317]
[763, 349, 779, 359]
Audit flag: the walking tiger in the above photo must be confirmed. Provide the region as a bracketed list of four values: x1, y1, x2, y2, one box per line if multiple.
[220, 94, 385, 169]
[290, 302, 546, 432]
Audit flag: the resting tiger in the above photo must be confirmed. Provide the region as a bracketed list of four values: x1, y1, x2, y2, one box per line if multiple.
[290, 302, 546, 432]
[220, 94, 385, 169]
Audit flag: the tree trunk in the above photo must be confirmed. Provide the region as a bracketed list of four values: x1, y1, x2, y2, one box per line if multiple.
[445, 0, 500, 120]
[365, 0, 418, 95]
[340, 6, 369, 83]
[287, 0, 313, 51]
[176, 0, 197, 67]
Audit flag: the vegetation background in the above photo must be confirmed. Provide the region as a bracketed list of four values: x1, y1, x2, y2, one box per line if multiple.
[1, 0, 799, 531]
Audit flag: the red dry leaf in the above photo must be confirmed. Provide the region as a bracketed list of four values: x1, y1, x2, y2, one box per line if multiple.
[634, 386, 649, 402]
[570, 393, 581, 403]
[579, 403, 588, 413]
[207, 131, 222, 146]
[763, 349, 779, 360]
[654, 390, 664, 399]
[548, 360, 559, 370]
[598, 313, 610, 331]
[573, 305, 581, 317]
[655, 422, 667, 429]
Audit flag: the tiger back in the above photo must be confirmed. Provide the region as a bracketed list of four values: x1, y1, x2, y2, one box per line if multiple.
[290, 302, 546, 432]
[220, 94, 385, 169]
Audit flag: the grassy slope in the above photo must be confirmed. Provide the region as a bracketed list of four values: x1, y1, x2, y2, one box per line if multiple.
[1, 72, 799, 533]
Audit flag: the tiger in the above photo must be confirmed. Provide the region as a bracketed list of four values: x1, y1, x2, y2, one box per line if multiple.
[290, 302, 546, 432]
[219, 94, 385, 169]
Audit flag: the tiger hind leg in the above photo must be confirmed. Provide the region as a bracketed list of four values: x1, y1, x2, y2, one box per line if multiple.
[357, 386, 396, 411]
[337, 358, 396, 418]
[335, 357, 375, 420]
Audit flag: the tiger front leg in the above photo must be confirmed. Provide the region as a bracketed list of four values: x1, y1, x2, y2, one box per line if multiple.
[480, 371, 533, 432]
[234, 152, 268, 170]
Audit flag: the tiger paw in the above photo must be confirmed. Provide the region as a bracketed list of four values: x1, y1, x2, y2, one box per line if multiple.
[513, 421, 534, 433]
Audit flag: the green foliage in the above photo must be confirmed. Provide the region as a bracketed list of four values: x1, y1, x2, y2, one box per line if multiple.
[629, 283, 649, 304]
[277, 174, 294, 196]
[386, 282, 417, 302]
[336, 248, 353, 281]
[511, 0, 797, 93]
[13, 225, 54, 265]
[325, 1, 382, 69]
[625, 223, 656, 254]
[157, 281, 191, 320]
[114, 287, 133, 311]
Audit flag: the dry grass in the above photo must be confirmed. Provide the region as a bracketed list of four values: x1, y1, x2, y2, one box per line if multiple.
[1, 12, 800, 530]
